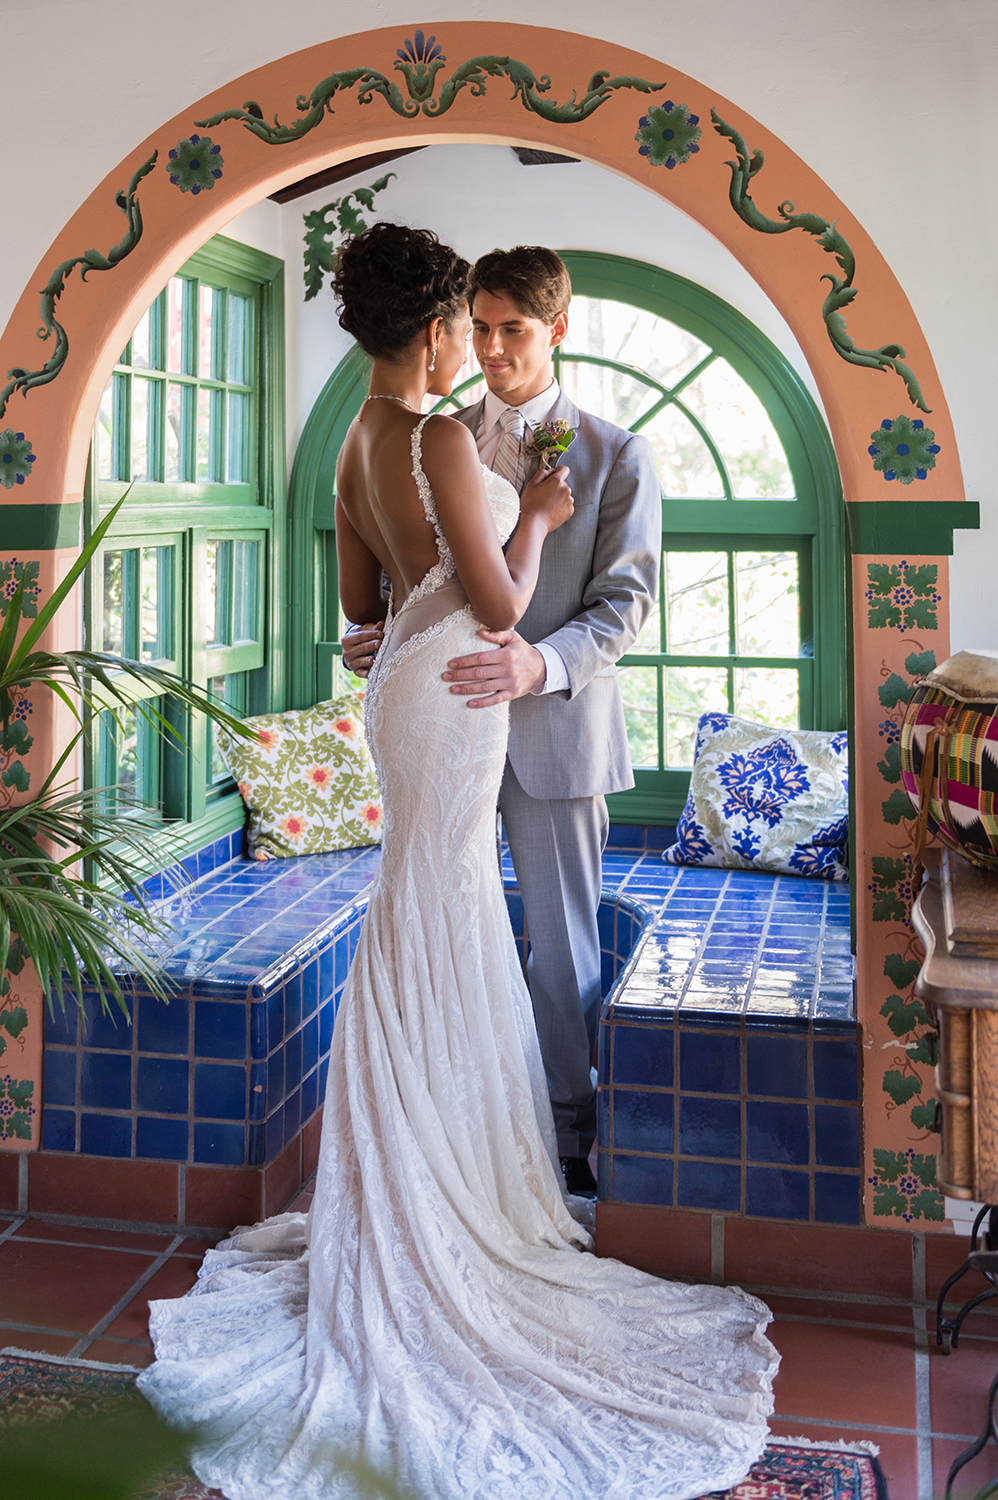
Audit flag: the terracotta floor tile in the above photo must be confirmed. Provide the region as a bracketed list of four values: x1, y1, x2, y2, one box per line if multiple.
[929, 1338, 998, 1437]
[0, 1239, 157, 1334]
[81, 1337, 155, 1368]
[0, 1328, 78, 1356]
[768, 1420, 919, 1500]
[933, 1436, 998, 1500]
[764, 1292, 916, 1328]
[12, 1220, 175, 1252]
[925, 1229, 975, 1301]
[288, 1191, 314, 1212]
[725, 1219, 914, 1299]
[103, 1256, 199, 1341]
[176, 1237, 216, 1259]
[768, 1318, 918, 1429]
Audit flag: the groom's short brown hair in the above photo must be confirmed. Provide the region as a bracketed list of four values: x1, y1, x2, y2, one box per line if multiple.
[469, 246, 571, 324]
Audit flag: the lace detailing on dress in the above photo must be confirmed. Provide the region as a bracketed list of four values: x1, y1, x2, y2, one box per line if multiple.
[138, 413, 779, 1500]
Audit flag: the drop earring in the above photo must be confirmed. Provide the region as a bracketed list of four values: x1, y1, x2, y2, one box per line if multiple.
[428, 345, 437, 372]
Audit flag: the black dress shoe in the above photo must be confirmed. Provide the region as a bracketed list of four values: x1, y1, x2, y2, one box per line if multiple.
[560, 1155, 598, 1199]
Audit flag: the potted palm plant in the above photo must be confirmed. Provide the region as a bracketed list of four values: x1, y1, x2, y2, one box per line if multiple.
[0, 496, 250, 1020]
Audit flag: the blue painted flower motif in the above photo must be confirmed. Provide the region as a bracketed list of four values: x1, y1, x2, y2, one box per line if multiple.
[635, 101, 701, 168]
[731, 826, 761, 860]
[394, 29, 447, 103]
[0, 430, 36, 489]
[397, 28, 445, 66]
[718, 742, 811, 828]
[671, 808, 713, 864]
[787, 815, 850, 879]
[868, 414, 940, 485]
[699, 712, 732, 737]
[167, 134, 224, 196]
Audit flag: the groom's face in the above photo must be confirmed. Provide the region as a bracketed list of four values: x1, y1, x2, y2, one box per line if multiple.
[471, 289, 568, 407]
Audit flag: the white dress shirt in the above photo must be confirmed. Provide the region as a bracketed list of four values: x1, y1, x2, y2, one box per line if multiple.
[475, 383, 570, 696]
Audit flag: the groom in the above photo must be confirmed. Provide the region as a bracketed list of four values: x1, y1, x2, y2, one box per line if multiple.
[345, 247, 660, 1197]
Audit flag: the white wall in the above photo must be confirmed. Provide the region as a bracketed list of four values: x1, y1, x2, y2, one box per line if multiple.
[1, 0, 995, 643]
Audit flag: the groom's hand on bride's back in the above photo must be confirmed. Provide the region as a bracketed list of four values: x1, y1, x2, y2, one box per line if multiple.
[341, 621, 386, 678]
[443, 630, 547, 708]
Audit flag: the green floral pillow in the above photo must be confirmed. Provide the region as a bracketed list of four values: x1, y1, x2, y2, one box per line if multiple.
[217, 692, 383, 860]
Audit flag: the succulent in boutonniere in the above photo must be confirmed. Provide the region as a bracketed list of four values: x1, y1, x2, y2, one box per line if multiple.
[526, 419, 576, 470]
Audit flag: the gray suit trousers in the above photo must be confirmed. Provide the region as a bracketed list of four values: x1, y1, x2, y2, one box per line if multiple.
[498, 762, 608, 1158]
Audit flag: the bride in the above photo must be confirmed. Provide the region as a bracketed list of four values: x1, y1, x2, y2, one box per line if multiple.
[138, 223, 779, 1500]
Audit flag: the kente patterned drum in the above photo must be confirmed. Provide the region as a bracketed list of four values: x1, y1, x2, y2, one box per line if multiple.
[900, 650, 998, 873]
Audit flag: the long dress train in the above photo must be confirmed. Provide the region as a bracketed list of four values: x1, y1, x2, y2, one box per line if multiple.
[138, 417, 779, 1499]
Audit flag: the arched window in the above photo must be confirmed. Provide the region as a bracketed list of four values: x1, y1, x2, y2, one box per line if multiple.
[295, 252, 846, 825]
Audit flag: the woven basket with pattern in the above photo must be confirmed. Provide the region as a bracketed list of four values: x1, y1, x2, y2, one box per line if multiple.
[899, 650, 998, 872]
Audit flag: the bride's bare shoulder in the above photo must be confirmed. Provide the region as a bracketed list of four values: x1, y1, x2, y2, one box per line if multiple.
[419, 411, 478, 466]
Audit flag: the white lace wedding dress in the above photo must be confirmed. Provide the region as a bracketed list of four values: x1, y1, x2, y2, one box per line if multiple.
[138, 417, 779, 1499]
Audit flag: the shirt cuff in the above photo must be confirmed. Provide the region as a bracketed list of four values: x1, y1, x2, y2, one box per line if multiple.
[531, 641, 570, 695]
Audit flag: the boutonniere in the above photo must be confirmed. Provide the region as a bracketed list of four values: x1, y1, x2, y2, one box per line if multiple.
[525, 418, 577, 469]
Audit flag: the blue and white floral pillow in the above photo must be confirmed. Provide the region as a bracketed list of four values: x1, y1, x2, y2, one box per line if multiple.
[664, 712, 849, 880]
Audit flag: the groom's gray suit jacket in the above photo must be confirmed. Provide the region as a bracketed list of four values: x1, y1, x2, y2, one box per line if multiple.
[456, 391, 660, 801]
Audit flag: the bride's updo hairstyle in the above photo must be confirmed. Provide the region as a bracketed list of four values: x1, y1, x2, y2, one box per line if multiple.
[333, 222, 470, 362]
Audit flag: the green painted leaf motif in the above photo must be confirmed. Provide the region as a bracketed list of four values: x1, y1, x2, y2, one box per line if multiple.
[882, 1068, 922, 1106]
[882, 788, 916, 824]
[1, 717, 34, 756]
[880, 993, 927, 1037]
[1, 1110, 32, 1141]
[908, 1033, 937, 1067]
[905, 650, 936, 678]
[873, 1181, 909, 1217]
[910, 1151, 937, 1188]
[872, 856, 905, 887]
[872, 1147, 906, 1182]
[5, 1077, 34, 1109]
[872, 890, 907, 922]
[877, 673, 912, 708]
[868, 598, 902, 630]
[0, 1006, 29, 1039]
[0, 1035, 6, 1059]
[910, 1100, 940, 1131]
[336, 201, 366, 237]
[867, 563, 902, 596]
[911, 1187, 945, 1221]
[0, 760, 30, 792]
[884, 954, 921, 991]
[906, 565, 938, 597]
[904, 598, 939, 631]
[876, 741, 901, 784]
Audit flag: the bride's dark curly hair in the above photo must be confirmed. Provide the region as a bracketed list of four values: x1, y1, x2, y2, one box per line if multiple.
[333, 222, 471, 362]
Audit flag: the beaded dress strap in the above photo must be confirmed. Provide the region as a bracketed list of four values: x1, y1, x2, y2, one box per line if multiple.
[410, 415, 441, 534]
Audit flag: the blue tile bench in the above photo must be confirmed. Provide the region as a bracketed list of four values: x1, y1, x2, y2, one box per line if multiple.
[33, 826, 857, 1238]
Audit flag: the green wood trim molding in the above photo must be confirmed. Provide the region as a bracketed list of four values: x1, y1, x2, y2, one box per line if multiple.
[846, 501, 980, 556]
[0, 502, 82, 550]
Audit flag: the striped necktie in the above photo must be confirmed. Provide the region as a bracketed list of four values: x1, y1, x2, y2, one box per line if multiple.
[492, 406, 526, 493]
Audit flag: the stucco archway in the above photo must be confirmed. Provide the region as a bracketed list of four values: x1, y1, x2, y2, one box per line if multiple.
[0, 22, 976, 1226]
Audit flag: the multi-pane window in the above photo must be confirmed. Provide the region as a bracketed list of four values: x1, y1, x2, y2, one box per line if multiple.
[88, 236, 284, 844]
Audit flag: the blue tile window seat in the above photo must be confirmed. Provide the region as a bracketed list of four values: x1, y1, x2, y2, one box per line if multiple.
[40, 824, 858, 1233]
[584, 848, 861, 1227]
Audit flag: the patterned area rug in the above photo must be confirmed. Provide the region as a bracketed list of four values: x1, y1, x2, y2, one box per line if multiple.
[0, 1349, 888, 1499]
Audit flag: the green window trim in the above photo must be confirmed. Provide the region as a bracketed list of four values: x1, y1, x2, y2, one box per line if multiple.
[289, 251, 846, 826]
[85, 233, 286, 863]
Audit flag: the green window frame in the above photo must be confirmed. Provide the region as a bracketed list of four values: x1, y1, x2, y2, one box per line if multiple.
[292, 251, 845, 826]
[86, 234, 286, 856]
